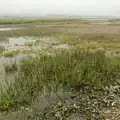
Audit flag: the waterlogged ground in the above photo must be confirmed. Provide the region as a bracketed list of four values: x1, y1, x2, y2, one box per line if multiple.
[0, 20, 120, 120]
[0, 34, 70, 90]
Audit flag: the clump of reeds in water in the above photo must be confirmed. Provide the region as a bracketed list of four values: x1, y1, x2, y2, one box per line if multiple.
[0, 49, 120, 111]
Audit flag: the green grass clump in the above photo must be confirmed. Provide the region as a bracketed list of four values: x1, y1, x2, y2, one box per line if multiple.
[4, 62, 17, 73]
[2, 50, 19, 57]
[0, 46, 5, 54]
[0, 19, 40, 25]
[0, 49, 120, 111]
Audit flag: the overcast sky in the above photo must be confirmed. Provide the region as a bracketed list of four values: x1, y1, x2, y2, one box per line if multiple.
[0, 0, 120, 17]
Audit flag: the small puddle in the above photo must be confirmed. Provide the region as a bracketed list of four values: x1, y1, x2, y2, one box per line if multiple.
[0, 37, 37, 51]
[0, 27, 21, 31]
[9, 37, 36, 45]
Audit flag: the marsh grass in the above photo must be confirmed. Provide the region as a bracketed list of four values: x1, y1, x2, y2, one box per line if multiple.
[0, 19, 47, 25]
[0, 49, 120, 111]
[0, 46, 5, 54]
[0, 19, 120, 116]
[1, 50, 19, 57]
[0, 19, 71, 25]
[4, 61, 17, 73]
[0, 49, 33, 57]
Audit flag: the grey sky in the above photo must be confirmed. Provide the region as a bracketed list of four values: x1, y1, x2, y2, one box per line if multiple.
[0, 0, 120, 16]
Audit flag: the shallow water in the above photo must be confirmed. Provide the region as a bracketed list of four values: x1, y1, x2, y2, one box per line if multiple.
[0, 36, 70, 88]
[0, 27, 21, 31]
[9, 37, 36, 45]
[0, 54, 34, 88]
[0, 36, 37, 87]
[0, 36, 37, 51]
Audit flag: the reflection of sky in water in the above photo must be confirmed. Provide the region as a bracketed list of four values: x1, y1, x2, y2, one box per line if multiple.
[0, 37, 37, 51]
[0, 27, 20, 31]
[9, 37, 36, 46]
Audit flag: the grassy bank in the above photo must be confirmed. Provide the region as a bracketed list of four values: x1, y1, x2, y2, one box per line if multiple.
[0, 19, 73, 25]
[0, 19, 55, 25]
[0, 49, 120, 111]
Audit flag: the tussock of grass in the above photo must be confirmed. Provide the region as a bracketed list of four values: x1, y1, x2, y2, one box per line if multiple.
[0, 49, 32, 57]
[4, 61, 17, 73]
[0, 49, 120, 111]
[0, 46, 5, 54]
[1, 50, 19, 57]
